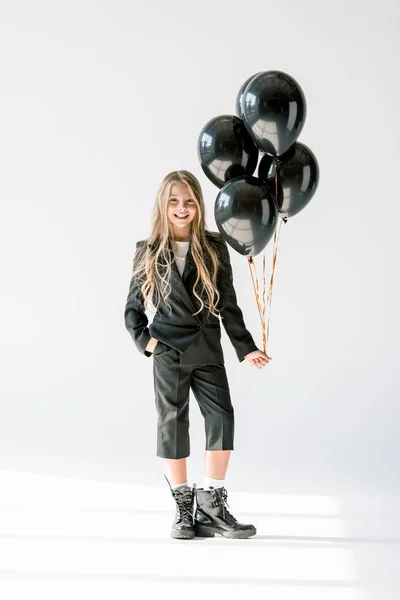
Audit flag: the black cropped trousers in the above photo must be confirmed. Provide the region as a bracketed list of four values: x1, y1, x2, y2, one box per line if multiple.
[152, 343, 234, 459]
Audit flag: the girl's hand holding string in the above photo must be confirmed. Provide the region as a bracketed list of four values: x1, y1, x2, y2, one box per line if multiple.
[244, 350, 272, 369]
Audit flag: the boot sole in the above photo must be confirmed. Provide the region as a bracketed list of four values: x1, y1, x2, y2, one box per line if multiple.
[195, 524, 256, 539]
[171, 529, 195, 539]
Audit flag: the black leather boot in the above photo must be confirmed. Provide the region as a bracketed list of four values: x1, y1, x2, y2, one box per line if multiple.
[194, 486, 256, 539]
[165, 475, 196, 539]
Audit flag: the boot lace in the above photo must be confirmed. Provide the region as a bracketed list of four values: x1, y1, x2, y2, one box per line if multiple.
[212, 487, 238, 523]
[172, 488, 194, 521]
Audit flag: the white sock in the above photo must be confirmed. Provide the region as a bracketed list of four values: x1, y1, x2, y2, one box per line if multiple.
[171, 480, 189, 489]
[204, 476, 225, 489]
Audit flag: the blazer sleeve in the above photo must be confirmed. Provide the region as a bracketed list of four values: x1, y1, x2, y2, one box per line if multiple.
[217, 237, 259, 362]
[124, 241, 153, 357]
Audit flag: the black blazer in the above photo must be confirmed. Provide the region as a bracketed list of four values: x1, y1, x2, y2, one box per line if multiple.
[124, 231, 258, 365]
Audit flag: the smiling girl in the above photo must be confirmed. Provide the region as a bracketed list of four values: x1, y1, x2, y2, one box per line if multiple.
[124, 170, 271, 539]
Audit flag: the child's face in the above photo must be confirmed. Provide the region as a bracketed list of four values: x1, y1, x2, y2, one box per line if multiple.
[167, 181, 197, 236]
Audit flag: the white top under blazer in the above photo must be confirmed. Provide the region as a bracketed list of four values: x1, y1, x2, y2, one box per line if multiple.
[173, 240, 189, 277]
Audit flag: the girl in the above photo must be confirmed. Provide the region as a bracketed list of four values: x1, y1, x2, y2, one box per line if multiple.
[124, 170, 271, 540]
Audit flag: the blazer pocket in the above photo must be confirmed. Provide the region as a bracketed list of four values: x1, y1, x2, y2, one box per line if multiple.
[153, 340, 169, 356]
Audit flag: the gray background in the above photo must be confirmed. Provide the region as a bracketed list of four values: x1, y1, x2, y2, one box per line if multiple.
[1, 0, 399, 498]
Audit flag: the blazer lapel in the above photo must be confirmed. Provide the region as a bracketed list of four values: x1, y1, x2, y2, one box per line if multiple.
[181, 239, 197, 283]
[168, 238, 198, 315]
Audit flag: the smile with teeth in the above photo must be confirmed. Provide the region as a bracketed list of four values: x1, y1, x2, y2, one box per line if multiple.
[175, 214, 189, 219]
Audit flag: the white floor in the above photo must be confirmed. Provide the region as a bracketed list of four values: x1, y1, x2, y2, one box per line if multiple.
[0, 471, 399, 600]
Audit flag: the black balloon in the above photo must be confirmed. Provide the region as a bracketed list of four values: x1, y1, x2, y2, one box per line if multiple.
[214, 176, 279, 257]
[258, 142, 319, 219]
[198, 115, 259, 188]
[242, 70, 307, 156]
[235, 72, 261, 118]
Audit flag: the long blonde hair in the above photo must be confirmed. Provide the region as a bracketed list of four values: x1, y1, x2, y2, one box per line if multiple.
[130, 170, 221, 317]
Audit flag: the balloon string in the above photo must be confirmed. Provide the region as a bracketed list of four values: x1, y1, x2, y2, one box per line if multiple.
[265, 217, 284, 344]
[248, 255, 268, 352]
[248, 258, 264, 325]
[248, 257, 265, 338]
[262, 252, 266, 352]
[247, 216, 285, 354]
[266, 161, 286, 344]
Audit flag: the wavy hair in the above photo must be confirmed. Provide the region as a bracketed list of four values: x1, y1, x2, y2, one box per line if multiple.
[130, 170, 222, 317]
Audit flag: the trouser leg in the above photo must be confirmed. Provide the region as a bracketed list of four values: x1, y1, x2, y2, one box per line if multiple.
[153, 354, 192, 459]
[190, 364, 234, 451]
